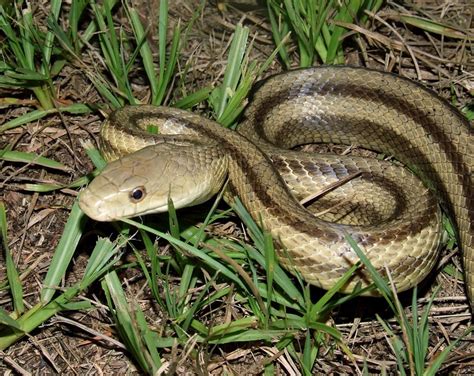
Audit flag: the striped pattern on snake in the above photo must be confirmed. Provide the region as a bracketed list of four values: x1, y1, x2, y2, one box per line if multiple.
[79, 66, 473, 310]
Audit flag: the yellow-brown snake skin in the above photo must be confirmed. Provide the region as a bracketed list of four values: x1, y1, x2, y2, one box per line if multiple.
[79, 66, 473, 309]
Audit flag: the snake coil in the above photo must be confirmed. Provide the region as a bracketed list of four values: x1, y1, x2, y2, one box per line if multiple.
[79, 67, 473, 310]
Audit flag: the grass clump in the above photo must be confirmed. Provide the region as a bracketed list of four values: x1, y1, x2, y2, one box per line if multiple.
[267, 0, 383, 67]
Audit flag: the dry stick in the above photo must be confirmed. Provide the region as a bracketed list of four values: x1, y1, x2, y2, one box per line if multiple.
[52, 316, 127, 350]
[228, 3, 275, 36]
[25, 120, 97, 154]
[349, 352, 396, 369]
[439, 351, 474, 373]
[0, 351, 32, 376]
[263, 346, 300, 376]
[299, 171, 362, 207]
[366, 10, 422, 80]
[27, 333, 62, 374]
[334, 21, 457, 78]
[424, 29, 444, 59]
[336, 312, 470, 335]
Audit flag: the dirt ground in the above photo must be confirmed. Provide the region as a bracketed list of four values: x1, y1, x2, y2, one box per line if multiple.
[1, 0, 473, 374]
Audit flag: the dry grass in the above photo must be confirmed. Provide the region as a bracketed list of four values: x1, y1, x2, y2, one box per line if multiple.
[1, 0, 473, 374]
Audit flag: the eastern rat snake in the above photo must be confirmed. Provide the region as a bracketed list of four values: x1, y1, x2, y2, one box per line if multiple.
[79, 66, 473, 308]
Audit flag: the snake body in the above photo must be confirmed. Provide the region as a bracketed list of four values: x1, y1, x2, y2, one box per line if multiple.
[79, 66, 473, 307]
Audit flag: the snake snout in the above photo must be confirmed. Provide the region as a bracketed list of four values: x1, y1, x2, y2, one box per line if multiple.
[79, 185, 115, 222]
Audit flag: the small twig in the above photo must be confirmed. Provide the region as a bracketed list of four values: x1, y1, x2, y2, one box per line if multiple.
[0, 351, 32, 376]
[27, 334, 62, 374]
[299, 171, 362, 207]
[52, 316, 127, 350]
[365, 10, 422, 80]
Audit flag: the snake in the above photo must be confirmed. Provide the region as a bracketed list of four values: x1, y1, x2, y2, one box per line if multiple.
[78, 66, 473, 308]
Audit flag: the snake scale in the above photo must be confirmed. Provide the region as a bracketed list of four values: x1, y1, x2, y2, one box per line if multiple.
[79, 66, 474, 309]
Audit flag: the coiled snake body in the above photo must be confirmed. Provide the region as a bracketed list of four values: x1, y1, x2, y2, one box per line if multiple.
[79, 67, 474, 308]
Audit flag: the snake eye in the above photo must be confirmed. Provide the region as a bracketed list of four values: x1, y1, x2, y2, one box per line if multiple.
[130, 186, 146, 202]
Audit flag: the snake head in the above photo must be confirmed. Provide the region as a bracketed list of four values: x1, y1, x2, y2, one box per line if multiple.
[79, 144, 227, 221]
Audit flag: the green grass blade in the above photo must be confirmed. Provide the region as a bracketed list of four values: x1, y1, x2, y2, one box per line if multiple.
[82, 142, 107, 171]
[232, 198, 305, 307]
[102, 271, 160, 374]
[41, 201, 87, 303]
[264, 231, 275, 326]
[0, 203, 24, 314]
[398, 15, 473, 40]
[0, 237, 120, 350]
[376, 314, 407, 374]
[206, 328, 294, 344]
[81, 0, 120, 46]
[180, 275, 217, 331]
[69, 0, 88, 52]
[18, 4, 35, 72]
[158, 0, 169, 87]
[154, 24, 180, 104]
[0, 308, 21, 329]
[172, 86, 212, 109]
[139, 230, 163, 305]
[120, 218, 247, 290]
[267, 2, 291, 69]
[310, 262, 362, 317]
[0, 150, 70, 171]
[209, 24, 249, 120]
[24, 172, 96, 193]
[423, 327, 473, 375]
[167, 197, 180, 239]
[176, 264, 196, 315]
[42, 0, 62, 68]
[0, 103, 91, 133]
[344, 233, 395, 311]
[127, 6, 159, 99]
[81, 238, 122, 283]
